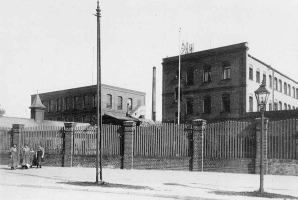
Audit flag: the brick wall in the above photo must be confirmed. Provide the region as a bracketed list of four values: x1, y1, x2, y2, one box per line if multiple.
[268, 159, 298, 175]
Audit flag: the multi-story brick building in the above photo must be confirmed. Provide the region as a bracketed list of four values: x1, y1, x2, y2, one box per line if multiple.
[32, 84, 146, 123]
[162, 42, 298, 123]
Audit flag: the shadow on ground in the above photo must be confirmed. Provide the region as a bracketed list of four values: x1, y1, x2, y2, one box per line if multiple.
[209, 190, 298, 199]
[58, 181, 153, 190]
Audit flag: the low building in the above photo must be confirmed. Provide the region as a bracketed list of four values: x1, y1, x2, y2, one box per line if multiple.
[33, 84, 146, 123]
[162, 42, 298, 123]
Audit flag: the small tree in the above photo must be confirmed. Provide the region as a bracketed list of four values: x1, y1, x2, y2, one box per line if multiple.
[0, 105, 5, 116]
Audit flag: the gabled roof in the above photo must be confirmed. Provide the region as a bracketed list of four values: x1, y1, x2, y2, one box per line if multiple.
[30, 94, 46, 109]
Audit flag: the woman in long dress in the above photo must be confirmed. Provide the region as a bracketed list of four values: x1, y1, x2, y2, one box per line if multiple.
[36, 145, 44, 169]
[29, 148, 35, 168]
[9, 144, 18, 170]
[21, 144, 31, 169]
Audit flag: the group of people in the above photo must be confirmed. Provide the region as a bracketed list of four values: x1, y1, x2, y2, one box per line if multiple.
[9, 144, 44, 170]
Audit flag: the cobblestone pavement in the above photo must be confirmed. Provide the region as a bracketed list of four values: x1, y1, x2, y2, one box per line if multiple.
[0, 165, 297, 200]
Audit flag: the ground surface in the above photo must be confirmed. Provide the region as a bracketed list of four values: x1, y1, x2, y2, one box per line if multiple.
[0, 165, 297, 200]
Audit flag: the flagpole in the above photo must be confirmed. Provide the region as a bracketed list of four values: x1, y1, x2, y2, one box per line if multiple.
[178, 28, 181, 124]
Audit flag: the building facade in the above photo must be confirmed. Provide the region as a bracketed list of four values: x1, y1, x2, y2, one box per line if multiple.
[32, 84, 146, 123]
[162, 42, 298, 123]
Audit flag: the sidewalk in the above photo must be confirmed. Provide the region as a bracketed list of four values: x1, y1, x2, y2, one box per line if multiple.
[0, 165, 297, 199]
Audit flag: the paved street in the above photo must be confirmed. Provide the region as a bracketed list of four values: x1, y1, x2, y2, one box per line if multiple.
[0, 165, 297, 200]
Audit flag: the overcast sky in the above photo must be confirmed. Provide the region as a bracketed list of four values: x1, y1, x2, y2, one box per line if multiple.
[1, 0, 298, 121]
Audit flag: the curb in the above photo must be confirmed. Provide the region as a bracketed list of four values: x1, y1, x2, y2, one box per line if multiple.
[0, 182, 224, 200]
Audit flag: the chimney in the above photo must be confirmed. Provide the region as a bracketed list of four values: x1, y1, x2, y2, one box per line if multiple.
[152, 66, 156, 122]
[29, 93, 46, 122]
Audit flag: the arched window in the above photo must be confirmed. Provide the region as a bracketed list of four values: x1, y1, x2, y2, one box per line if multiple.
[288, 84, 291, 96]
[288, 105, 291, 110]
[249, 94, 253, 112]
[284, 103, 287, 110]
[256, 69, 260, 83]
[279, 79, 282, 92]
[274, 101, 278, 111]
[263, 72, 266, 85]
[292, 87, 295, 98]
[249, 65, 253, 80]
[203, 95, 211, 114]
[268, 101, 272, 111]
[274, 78, 277, 90]
[106, 94, 112, 108]
[269, 75, 272, 88]
[127, 98, 133, 111]
[117, 96, 123, 110]
[284, 82, 287, 94]
[279, 101, 282, 110]
[203, 65, 211, 82]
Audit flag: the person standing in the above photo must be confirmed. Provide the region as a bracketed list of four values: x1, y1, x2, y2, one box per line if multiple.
[36, 145, 44, 169]
[29, 148, 35, 168]
[9, 144, 18, 170]
[21, 144, 31, 169]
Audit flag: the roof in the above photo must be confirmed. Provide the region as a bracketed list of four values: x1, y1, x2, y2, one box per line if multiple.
[0, 116, 89, 128]
[103, 113, 140, 122]
[30, 94, 46, 109]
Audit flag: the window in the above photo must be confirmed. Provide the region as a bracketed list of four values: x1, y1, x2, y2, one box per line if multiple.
[74, 97, 79, 109]
[222, 93, 230, 113]
[249, 95, 253, 112]
[127, 98, 132, 111]
[49, 100, 55, 112]
[106, 94, 112, 108]
[284, 103, 287, 110]
[279, 80, 282, 92]
[293, 106, 295, 110]
[249, 66, 253, 80]
[274, 101, 278, 111]
[296, 88, 298, 99]
[117, 96, 123, 110]
[269, 75, 272, 88]
[274, 78, 277, 90]
[186, 98, 193, 115]
[288, 105, 291, 110]
[203, 66, 211, 82]
[222, 64, 230, 80]
[288, 84, 291, 96]
[279, 101, 282, 110]
[48, 101, 51, 112]
[65, 98, 71, 110]
[82, 95, 87, 108]
[92, 94, 97, 108]
[256, 69, 260, 83]
[56, 98, 61, 111]
[175, 87, 182, 100]
[268, 102, 272, 111]
[186, 68, 194, 85]
[263, 73, 266, 85]
[293, 87, 295, 98]
[203, 96, 211, 114]
[175, 70, 181, 80]
[284, 82, 287, 94]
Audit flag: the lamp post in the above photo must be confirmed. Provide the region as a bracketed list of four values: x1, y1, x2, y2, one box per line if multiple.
[254, 79, 270, 193]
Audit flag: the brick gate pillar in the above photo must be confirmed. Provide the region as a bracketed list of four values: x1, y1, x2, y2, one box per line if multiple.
[192, 119, 207, 171]
[255, 118, 269, 174]
[11, 124, 25, 165]
[123, 121, 136, 169]
[64, 122, 76, 167]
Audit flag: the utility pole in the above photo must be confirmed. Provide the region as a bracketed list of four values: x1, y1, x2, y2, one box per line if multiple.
[95, 0, 102, 184]
[152, 67, 156, 122]
[178, 28, 181, 124]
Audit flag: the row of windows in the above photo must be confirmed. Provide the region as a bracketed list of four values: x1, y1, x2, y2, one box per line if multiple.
[177, 62, 231, 86]
[248, 95, 298, 112]
[249, 65, 298, 99]
[184, 93, 231, 115]
[46, 95, 135, 112]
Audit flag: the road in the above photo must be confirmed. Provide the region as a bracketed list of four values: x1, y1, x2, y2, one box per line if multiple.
[0, 185, 172, 200]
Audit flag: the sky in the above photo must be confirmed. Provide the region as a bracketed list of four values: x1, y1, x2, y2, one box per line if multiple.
[1, 0, 298, 121]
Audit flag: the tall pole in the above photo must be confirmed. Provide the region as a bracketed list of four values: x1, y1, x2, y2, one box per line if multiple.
[178, 28, 181, 124]
[152, 67, 156, 122]
[260, 108, 264, 193]
[96, 1, 102, 184]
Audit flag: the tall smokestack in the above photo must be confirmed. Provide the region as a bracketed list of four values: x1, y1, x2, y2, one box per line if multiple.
[152, 66, 156, 122]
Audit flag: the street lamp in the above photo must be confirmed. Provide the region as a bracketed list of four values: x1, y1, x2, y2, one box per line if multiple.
[254, 79, 270, 193]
